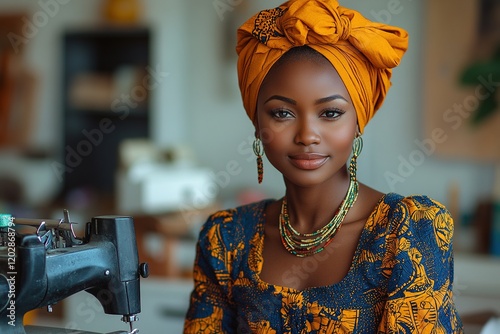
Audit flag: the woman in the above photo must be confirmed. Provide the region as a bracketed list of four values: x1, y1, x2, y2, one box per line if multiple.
[184, 0, 463, 333]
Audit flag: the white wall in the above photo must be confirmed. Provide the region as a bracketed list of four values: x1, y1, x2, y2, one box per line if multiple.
[0, 0, 494, 214]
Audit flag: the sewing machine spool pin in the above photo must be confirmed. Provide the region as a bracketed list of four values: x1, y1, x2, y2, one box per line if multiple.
[12, 209, 83, 250]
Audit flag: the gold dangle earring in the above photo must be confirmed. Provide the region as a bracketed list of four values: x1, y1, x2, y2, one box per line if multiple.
[253, 138, 264, 184]
[349, 134, 363, 182]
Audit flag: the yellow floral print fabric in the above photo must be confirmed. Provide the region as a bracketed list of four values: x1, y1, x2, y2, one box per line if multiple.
[183, 193, 463, 333]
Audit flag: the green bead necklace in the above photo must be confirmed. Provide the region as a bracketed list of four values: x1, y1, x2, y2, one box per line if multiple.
[279, 136, 362, 257]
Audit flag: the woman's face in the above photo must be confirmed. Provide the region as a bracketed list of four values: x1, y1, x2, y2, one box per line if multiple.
[256, 55, 358, 187]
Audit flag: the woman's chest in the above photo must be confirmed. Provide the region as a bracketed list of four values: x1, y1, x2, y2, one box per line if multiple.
[258, 218, 366, 291]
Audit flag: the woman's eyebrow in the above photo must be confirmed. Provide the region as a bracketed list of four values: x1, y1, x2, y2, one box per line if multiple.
[264, 95, 296, 105]
[264, 94, 348, 105]
[315, 94, 348, 105]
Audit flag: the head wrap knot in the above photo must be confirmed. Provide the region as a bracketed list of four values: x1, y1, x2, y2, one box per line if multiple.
[237, 0, 409, 133]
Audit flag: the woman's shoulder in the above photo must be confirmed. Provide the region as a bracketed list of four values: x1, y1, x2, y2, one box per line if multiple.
[358, 185, 449, 227]
[377, 193, 454, 246]
[198, 199, 273, 239]
[368, 192, 452, 235]
[204, 199, 272, 224]
[381, 192, 450, 219]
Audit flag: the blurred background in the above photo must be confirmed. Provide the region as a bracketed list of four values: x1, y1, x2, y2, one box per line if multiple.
[0, 0, 499, 333]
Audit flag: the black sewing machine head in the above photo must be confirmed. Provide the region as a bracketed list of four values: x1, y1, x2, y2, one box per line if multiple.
[0, 210, 149, 334]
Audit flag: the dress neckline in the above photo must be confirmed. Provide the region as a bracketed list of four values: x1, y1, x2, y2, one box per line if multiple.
[252, 192, 392, 294]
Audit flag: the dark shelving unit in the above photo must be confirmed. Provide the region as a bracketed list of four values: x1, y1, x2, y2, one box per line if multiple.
[62, 27, 151, 197]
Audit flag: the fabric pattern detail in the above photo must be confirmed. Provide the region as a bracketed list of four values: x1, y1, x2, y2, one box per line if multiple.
[184, 193, 463, 333]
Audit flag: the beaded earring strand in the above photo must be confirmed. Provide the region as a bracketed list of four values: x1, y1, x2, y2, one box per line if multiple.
[279, 135, 363, 257]
[253, 138, 264, 184]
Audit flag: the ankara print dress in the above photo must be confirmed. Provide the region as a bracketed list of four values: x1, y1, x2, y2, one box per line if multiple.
[183, 193, 463, 333]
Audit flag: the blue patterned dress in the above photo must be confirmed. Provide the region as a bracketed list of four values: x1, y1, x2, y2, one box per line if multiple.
[183, 193, 463, 333]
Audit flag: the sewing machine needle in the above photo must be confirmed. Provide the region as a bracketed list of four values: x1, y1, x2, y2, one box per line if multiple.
[129, 322, 140, 334]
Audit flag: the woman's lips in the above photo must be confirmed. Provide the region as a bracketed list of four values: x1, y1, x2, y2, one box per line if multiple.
[289, 153, 329, 170]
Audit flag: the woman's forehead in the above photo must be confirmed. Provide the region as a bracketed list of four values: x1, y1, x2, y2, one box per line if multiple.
[259, 57, 350, 101]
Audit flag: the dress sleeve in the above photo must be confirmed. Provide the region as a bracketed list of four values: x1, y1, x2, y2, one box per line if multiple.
[183, 211, 239, 334]
[377, 196, 464, 333]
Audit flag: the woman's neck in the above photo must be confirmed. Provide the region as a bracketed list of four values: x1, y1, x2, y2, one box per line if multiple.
[283, 166, 351, 233]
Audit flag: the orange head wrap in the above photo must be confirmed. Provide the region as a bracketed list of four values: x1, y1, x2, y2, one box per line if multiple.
[236, 0, 409, 133]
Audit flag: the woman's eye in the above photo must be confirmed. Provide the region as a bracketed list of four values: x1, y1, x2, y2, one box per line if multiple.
[271, 109, 293, 119]
[321, 109, 344, 119]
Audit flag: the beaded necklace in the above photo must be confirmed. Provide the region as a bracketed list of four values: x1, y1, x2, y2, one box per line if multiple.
[279, 137, 362, 257]
[279, 179, 358, 257]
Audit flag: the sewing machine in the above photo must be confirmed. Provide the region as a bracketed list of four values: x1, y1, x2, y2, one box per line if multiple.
[0, 210, 149, 334]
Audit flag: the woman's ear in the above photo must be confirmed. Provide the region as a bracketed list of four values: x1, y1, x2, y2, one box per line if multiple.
[253, 114, 260, 138]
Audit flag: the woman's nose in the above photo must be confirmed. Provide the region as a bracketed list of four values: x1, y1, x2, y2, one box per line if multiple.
[294, 117, 320, 146]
